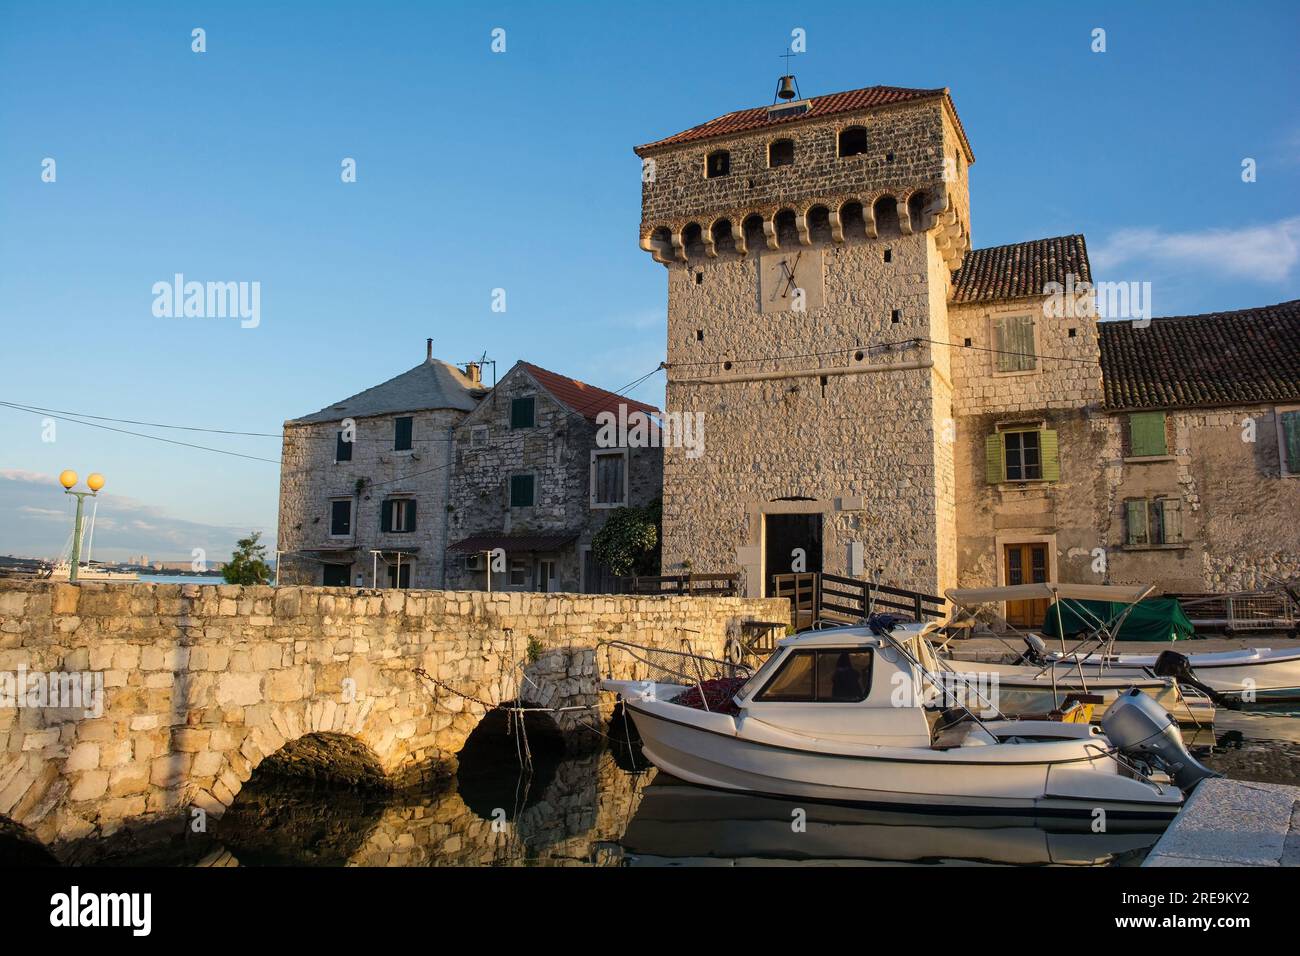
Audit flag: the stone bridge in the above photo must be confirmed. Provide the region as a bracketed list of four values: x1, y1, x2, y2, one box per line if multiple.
[0, 581, 785, 858]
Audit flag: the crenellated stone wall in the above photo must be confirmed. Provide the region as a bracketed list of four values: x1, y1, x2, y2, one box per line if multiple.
[0, 581, 785, 856]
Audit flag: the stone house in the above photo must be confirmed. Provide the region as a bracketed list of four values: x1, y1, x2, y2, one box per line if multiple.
[278, 350, 662, 592]
[443, 361, 662, 593]
[634, 81, 1300, 607]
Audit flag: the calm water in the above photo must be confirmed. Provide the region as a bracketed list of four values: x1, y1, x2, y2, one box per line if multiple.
[26, 707, 1295, 868]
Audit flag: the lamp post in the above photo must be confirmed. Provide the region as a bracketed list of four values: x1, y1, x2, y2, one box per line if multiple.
[59, 470, 104, 584]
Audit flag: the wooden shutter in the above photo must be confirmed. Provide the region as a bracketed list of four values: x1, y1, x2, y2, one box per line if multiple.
[1039, 429, 1060, 481]
[1128, 412, 1167, 457]
[992, 316, 1011, 371]
[394, 417, 413, 451]
[1282, 410, 1300, 475]
[1013, 316, 1035, 371]
[1159, 498, 1182, 544]
[985, 433, 1004, 483]
[380, 499, 393, 532]
[405, 500, 417, 532]
[1125, 500, 1147, 545]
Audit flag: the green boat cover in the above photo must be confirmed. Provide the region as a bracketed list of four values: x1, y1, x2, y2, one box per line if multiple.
[1040, 598, 1196, 642]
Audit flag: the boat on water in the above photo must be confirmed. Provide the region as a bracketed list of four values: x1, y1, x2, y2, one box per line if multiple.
[42, 561, 139, 582]
[602, 619, 1216, 819]
[940, 584, 1216, 726]
[945, 583, 1300, 707]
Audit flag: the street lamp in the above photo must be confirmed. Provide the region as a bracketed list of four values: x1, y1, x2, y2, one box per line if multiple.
[60, 470, 104, 583]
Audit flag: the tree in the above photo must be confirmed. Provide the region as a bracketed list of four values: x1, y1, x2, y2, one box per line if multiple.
[591, 502, 661, 578]
[223, 531, 272, 585]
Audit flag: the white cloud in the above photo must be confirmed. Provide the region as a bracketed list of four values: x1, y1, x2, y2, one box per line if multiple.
[1092, 217, 1300, 283]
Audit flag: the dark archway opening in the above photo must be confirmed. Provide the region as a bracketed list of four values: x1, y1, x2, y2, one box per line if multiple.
[774, 209, 799, 247]
[742, 213, 766, 253]
[455, 704, 566, 820]
[873, 196, 900, 238]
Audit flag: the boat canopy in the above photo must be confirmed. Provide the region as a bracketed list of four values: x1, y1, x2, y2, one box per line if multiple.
[945, 583, 1157, 605]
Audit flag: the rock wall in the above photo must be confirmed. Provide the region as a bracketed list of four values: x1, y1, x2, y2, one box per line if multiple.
[0, 581, 785, 854]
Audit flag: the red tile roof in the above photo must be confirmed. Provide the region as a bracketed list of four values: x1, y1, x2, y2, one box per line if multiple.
[518, 362, 661, 424]
[635, 85, 973, 161]
[950, 235, 1092, 304]
[1099, 300, 1300, 411]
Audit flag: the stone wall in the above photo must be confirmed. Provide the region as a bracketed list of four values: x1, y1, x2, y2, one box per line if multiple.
[278, 407, 465, 589]
[445, 365, 662, 593]
[0, 581, 785, 855]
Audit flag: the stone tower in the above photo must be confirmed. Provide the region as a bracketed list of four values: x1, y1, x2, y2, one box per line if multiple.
[634, 83, 974, 597]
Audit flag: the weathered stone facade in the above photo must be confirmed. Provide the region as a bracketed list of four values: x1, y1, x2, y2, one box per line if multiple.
[444, 363, 662, 593]
[639, 83, 1299, 601]
[0, 580, 783, 856]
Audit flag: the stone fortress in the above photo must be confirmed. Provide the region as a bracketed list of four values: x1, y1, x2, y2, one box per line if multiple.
[636, 80, 1300, 611]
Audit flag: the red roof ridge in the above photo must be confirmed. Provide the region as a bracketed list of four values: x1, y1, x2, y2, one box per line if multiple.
[517, 361, 661, 424]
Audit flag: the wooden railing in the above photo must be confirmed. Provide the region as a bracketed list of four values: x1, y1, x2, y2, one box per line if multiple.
[620, 573, 741, 597]
[770, 572, 946, 630]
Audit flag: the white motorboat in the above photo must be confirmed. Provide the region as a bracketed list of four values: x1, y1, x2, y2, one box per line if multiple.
[602, 622, 1215, 820]
[945, 583, 1300, 706]
[43, 561, 139, 582]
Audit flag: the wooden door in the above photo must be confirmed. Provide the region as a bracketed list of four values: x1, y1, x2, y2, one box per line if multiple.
[1004, 543, 1049, 628]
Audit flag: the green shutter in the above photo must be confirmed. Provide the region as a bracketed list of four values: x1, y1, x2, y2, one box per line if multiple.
[380, 499, 393, 532]
[1125, 500, 1147, 545]
[985, 433, 1005, 483]
[1129, 412, 1167, 457]
[1039, 429, 1060, 481]
[1159, 498, 1182, 544]
[1282, 410, 1300, 475]
[406, 499, 417, 532]
[992, 316, 1010, 372]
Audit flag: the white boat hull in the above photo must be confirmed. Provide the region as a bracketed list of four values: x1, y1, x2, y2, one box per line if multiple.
[615, 689, 1182, 821]
[1051, 648, 1300, 703]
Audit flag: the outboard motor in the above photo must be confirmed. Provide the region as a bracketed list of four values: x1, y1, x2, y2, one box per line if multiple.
[1017, 633, 1047, 665]
[1151, 650, 1239, 709]
[1101, 688, 1220, 791]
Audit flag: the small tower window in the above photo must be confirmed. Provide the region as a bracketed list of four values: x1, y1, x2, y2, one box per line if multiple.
[883, 248, 892, 263]
[838, 126, 868, 158]
[769, 139, 795, 168]
[705, 149, 730, 178]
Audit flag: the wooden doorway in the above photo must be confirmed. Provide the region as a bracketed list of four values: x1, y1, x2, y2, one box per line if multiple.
[764, 513, 822, 597]
[1003, 542, 1049, 628]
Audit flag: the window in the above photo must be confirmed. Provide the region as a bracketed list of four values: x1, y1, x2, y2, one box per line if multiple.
[381, 497, 417, 533]
[755, 649, 873, 702]
[470, 424, 488, 448]
[993, 314, 1036, 372]
[986, 428, 1060, 483]
[1127, 411, 1168, 457]
[768, 139, 795, 167]
[386, 562, 412, 588]
[1125, 497, 1184, 547]
[393, 416, 413, 451]
[705, 149, 730, 178]
[329, 499, 352, 536]
[838, 126, 868, 157]
[590, 450, 627, 507]
[1278, 408, 1300, 477]
[510, 396, 535, 429]
[508, 558, 530, 588]
[335, 430, 352, 462]
[510, 473, 535, 508]
[322, 563, 350, 587]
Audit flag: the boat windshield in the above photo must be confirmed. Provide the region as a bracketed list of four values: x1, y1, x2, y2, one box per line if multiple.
[736, 649, 787, 700]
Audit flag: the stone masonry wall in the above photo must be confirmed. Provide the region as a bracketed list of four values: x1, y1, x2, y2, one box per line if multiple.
[0, 581, 785, 855]
[278, 407, 465, 588]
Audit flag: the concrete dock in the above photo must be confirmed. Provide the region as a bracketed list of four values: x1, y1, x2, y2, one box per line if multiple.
[1143, 777, 1300, 867]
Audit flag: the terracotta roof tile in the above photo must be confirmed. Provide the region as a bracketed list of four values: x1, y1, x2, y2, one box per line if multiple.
[950, 235, 1091, 304]
[1099, 300, 1300, 411]
[635, 85, 972, 160]
[518, 362, 661, 424]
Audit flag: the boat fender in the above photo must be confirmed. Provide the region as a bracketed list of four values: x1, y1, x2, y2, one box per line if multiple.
[1150, 650, 1240, 709]
[724, 638, 745, 666]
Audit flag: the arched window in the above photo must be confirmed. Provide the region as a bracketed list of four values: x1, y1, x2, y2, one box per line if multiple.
[710, 219, 736, 255]
[808, 205, 832, 243]
[907, 192, 929, 231]
[774, 209, 798, 247]
[873, 196, 899, 237]
[840, 201, 866, 236]
[682, 222, 705, 258]
[838, 126, 868, 158]
[769, 139, 795, 168]
[705, 150, 730, 178]
[742, 213, 766, 251]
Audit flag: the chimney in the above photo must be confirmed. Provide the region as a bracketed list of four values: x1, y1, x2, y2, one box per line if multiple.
[426, 338, 433, 361]
[463, 362, 481, 386]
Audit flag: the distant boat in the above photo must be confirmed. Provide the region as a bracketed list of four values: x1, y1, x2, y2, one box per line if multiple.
[42, 498, 140, 582]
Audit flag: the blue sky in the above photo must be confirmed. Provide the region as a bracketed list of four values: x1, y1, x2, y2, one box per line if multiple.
[1, 0, 1297, 561]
